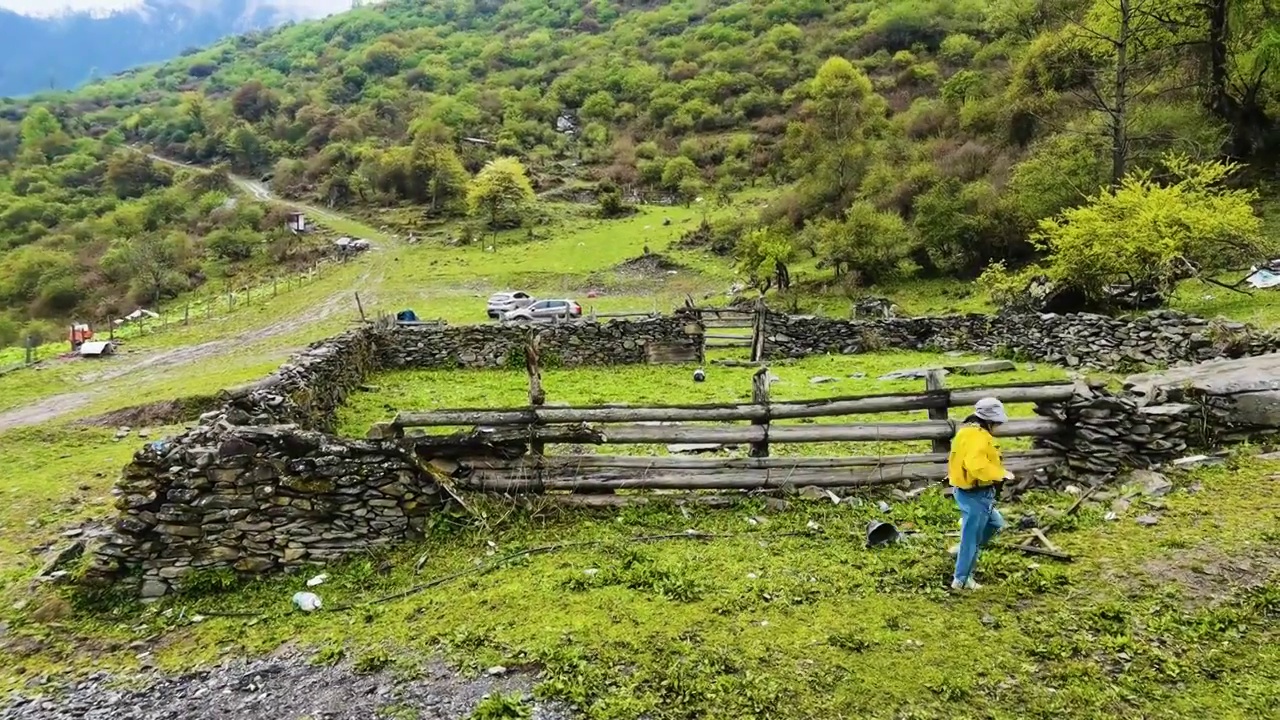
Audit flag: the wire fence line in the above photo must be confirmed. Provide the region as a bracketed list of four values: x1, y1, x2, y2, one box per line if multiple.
[0, 256, 349, 373]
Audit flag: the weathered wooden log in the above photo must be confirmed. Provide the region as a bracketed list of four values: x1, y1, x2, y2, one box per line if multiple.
[457, 449, 1060, 473]
[456, 452, 1059, 492]
[405, 418, 1061, 447]
[393, 382, 1075, 428]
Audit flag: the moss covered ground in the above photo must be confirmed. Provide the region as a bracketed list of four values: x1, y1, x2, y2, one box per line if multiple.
[3, 451, 1277, 718]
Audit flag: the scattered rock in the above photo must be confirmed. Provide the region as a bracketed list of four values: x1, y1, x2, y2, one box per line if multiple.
[1136, 515, 1160, 527]
[878, 368, 946, 381]
[948, 360, 1016, 376]
[809, 376, 838, 384]
[1132, 470, 1173, 497]
[763, 498, 791, 513]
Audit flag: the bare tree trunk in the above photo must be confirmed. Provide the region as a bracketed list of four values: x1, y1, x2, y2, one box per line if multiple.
[1206, 0, 1230, 119]
[1111, 0, 1131, 188]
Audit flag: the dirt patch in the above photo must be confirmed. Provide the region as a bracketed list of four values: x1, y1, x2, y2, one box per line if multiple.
[77, 395, 220, 429]
[2, 648, 574, 720]
[612, 252, 688, 276]
[1133, 543, 1280, 606]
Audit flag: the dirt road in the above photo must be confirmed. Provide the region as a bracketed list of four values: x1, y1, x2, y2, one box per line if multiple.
[0, 155, 391, 433]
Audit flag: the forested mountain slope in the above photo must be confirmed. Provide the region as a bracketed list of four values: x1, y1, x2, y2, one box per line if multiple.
[2, 0, 1280, 339]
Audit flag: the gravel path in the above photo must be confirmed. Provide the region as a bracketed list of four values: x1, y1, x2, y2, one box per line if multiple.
[2, 651, 574, 720]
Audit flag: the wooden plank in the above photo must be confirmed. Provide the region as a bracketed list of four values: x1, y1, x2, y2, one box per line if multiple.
[458, 453, 1060, 492]
[394, 382, 1075, 428]
[407, 418, 1063, 446]
[465, 449, 1060, 473]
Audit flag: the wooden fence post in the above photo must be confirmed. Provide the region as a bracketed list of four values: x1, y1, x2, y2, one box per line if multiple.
[750, 366, 771, 458]
[227, 287, 234, 311]
[751, 297, 767, 363]
[24, 335, 34, 365]
[184, 303, 190, 326]
[926, 370, 951, 454]
[355, 292, 367, 322]
[108, 318, 115, 341]
[526, 330, 546, 459]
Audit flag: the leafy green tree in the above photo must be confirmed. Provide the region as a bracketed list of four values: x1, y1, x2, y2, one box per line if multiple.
[661, 156, 700, 190]
[1013, 156, 1267, 308]
[102, 233, 189, 306]
[467, 157, 536, 235]
[809, 202, 919, 285]
[736, 227, 794, 293]
[106, 152, 172, 199]
[789, 57, 884, 214]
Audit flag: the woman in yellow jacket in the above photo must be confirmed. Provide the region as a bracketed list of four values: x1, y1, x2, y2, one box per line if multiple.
[948, 398, 1013, 590]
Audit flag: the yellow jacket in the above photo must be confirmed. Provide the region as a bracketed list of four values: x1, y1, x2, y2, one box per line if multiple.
[948, 424, 1007, 490]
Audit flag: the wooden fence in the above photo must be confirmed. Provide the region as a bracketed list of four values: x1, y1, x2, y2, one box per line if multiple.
[382, 366, 1076, 493]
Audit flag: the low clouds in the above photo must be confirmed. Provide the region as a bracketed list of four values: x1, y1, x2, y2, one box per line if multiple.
[0, 0, 352, 19]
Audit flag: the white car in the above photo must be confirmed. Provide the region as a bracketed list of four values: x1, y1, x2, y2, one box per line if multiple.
[487, 291, 535, 319]
[503, 299, 583, 323]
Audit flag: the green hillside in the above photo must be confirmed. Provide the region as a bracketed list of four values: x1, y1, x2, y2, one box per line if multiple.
[3, 0, 1280, 334]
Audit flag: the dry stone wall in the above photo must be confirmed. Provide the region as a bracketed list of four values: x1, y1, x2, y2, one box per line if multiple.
[763, 310, 1280, 369]
[83, 316, 702, 597]
[88, 426, 441, 599]
[378, 316, 701, 369]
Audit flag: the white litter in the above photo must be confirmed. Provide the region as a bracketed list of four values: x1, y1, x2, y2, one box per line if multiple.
[306, 573, 328, 587]
[292, 591, 323, 612]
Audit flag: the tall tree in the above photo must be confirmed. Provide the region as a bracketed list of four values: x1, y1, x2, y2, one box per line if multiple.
[467, 158, 536, 241]
[788, 57, 885, 214]
[1066, 0, 1184, 187]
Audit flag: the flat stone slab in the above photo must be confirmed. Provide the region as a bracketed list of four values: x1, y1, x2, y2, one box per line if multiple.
[947, 360, 1017, 376]
[879, 368, 947, 381]
[1126, 352, 1280, 428]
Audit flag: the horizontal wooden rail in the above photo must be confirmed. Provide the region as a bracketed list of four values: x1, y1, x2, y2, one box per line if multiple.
[463, 448, 1059, 474]
[408, 417, 1063, 446]
[393, 382, 1075, 428]
[455, 451, 1060, 492]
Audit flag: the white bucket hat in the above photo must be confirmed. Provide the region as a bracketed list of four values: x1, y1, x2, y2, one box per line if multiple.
[974, 397, 1009, 424]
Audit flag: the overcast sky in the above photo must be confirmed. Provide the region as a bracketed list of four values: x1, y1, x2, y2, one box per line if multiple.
[0, 1, 352, 18]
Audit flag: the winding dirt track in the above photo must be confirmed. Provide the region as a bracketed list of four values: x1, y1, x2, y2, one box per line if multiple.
[0, 157, 389, 432]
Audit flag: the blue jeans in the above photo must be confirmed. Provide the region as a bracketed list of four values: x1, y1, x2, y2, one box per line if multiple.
[953, 486, 1005, 584]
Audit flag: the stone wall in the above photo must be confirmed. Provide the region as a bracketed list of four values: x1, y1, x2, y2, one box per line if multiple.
[87, 426, 441, 598]
[82, 316, 705, 597]
[763, 310, 1280, 369]
[378, 316, 702, 369]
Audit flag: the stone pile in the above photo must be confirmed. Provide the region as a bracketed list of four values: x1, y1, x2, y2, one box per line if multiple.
[216, 327, 382, 430]
[1029, 385, 1202, 488]
[763, 310, 1280, 369]
[379, 316, 700, 369]
[85, 425, 441, 598]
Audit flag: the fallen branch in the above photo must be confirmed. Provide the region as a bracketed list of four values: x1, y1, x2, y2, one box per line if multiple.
[1008, 543, 1072, 561]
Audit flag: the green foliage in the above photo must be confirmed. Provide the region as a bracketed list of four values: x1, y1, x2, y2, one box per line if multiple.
[736, 227, 793, 294]
[468, 157, 536, 231]
[469, 693, 532, 720]
[1030, 156, 1268, 308]
[805, 201, 919, 285]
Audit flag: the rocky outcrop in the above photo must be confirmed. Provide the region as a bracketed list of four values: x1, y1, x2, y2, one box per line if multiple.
[379, 316, 702, 369]
[85, 425, 442, 599]
[763, 310, 1280, 369]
